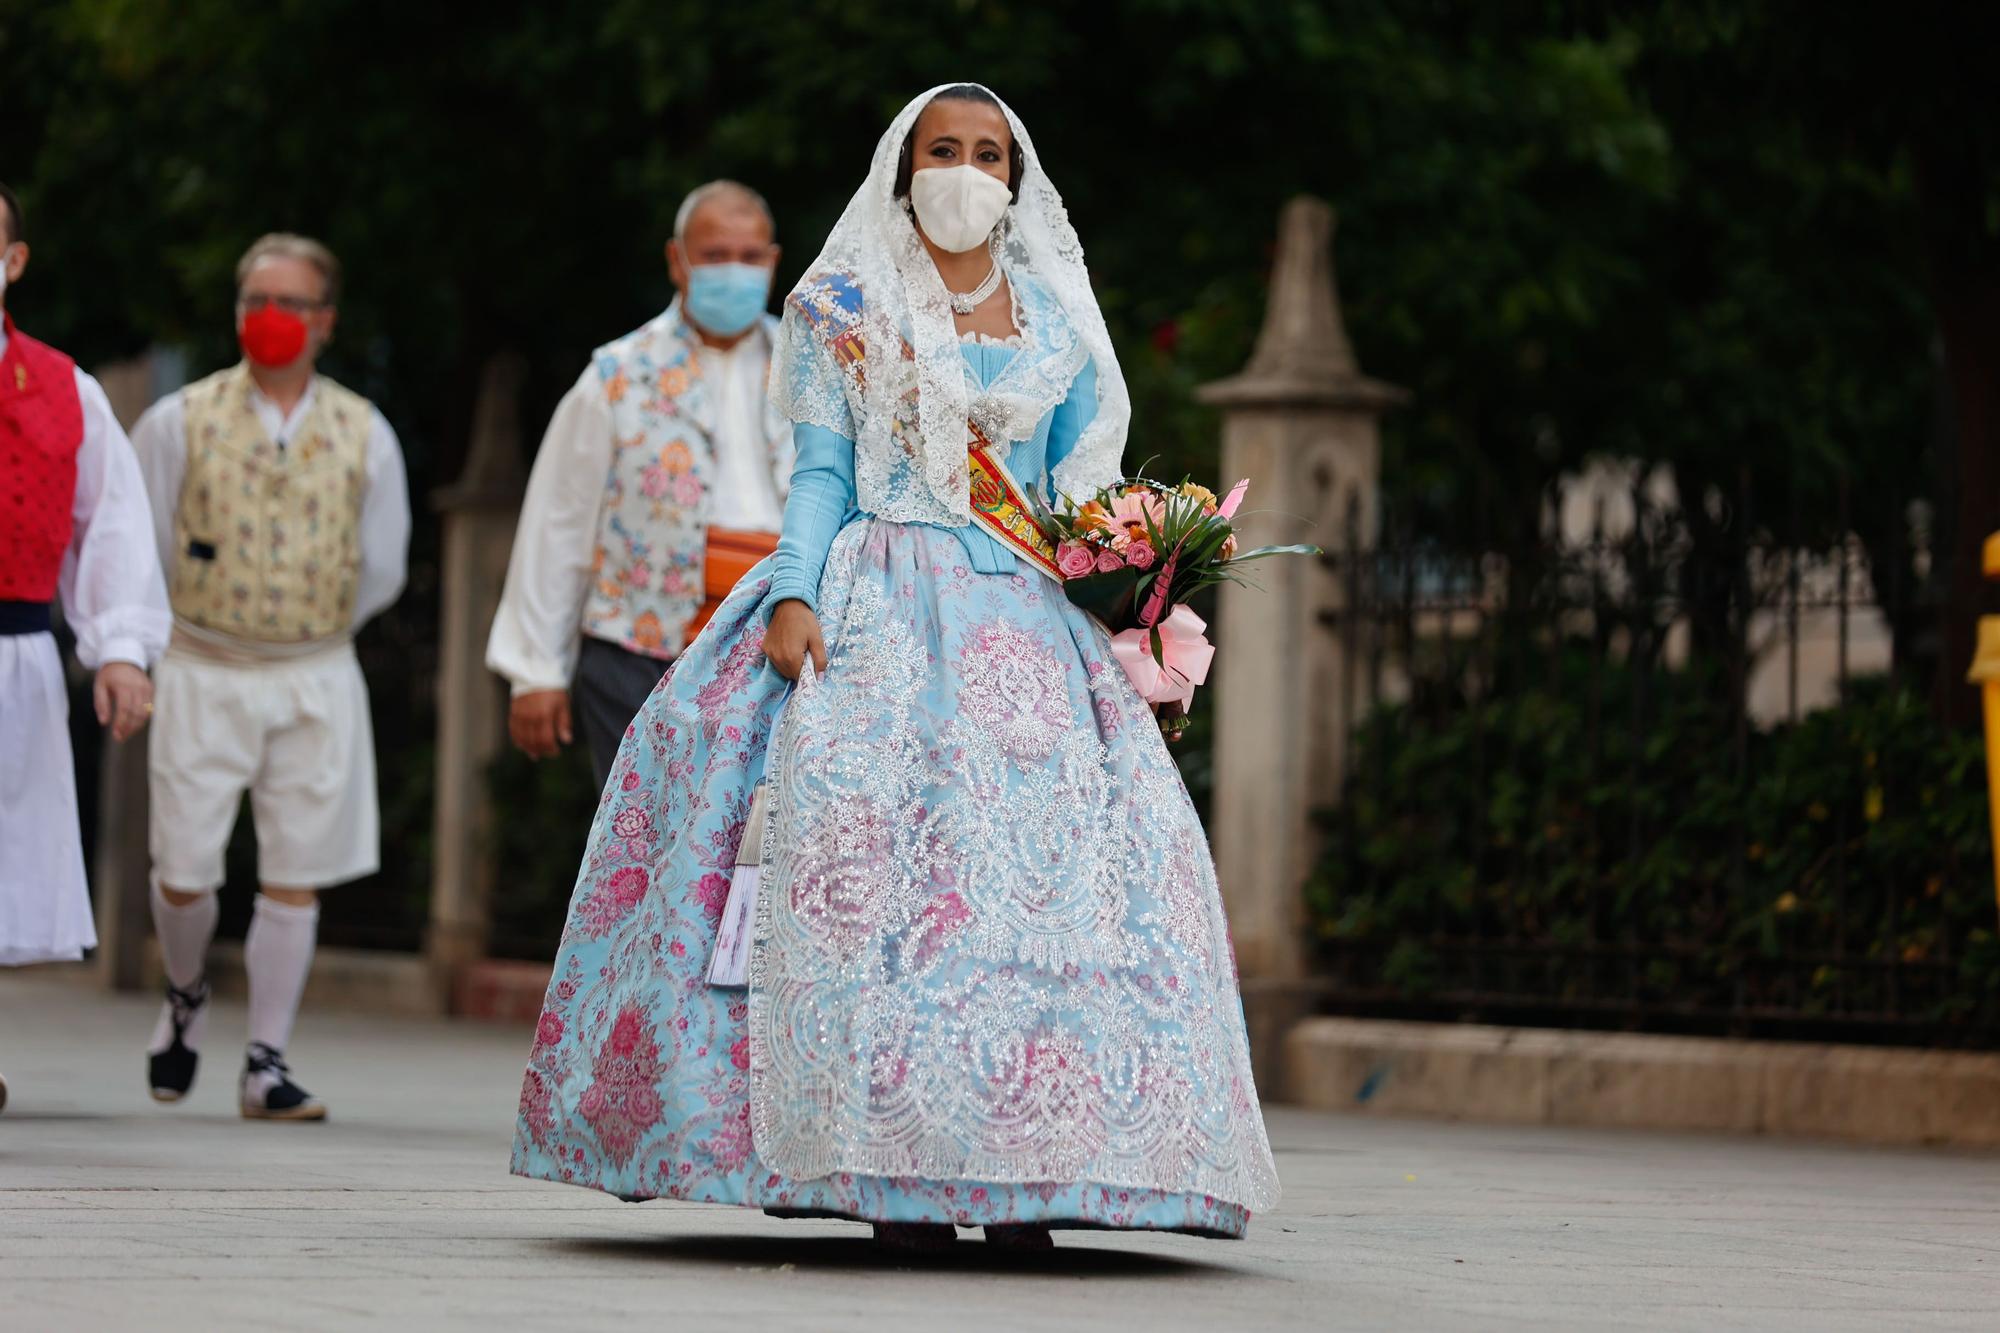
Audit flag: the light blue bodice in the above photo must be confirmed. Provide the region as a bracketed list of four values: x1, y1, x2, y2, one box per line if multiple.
[767, 343, 1100, 610]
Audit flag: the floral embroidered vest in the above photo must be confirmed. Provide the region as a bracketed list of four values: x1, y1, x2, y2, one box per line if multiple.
[170, 363, 371, 642]
[0, 317, 84, 603]
[581, 302, 790, 660]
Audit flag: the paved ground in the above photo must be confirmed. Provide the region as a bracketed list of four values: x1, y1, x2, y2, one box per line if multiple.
[2, 969, 1998, 1332]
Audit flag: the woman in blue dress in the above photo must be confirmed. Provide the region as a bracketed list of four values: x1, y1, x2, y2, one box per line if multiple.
[512, 83, 1279, 1249]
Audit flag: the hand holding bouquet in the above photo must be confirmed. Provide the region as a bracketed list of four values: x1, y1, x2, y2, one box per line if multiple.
[1045, 475, 1319, 738]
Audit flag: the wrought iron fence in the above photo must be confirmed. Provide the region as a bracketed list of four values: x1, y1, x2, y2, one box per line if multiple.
[1307, 475, 2000, 1047]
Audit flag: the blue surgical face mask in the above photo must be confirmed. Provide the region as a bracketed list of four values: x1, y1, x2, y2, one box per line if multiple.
[684, 262, 773, 337]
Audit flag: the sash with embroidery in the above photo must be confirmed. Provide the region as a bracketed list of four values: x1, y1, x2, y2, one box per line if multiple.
[788, 274, 1063, 581]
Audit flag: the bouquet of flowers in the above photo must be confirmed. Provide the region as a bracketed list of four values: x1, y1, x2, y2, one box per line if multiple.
[1044, 475, 1319, 738]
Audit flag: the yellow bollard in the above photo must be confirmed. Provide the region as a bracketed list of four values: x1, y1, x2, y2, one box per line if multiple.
[1969, 533, 2000, 915]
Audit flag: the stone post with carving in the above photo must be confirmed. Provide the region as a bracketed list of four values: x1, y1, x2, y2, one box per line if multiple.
[426, 353, 527, 1002]
[1196, 198, 1404, 1090]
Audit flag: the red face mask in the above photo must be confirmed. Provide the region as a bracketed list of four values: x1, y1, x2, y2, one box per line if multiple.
[239, 305, 309, 367]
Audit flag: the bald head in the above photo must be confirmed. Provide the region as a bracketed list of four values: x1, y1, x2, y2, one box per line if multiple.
[674, 180, 774, 244]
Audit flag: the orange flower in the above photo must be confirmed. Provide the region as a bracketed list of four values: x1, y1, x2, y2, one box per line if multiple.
[661, 440, 694, 475]
[1075, 500, 1113, 534]
[605, 370, 629, 404]
[657, 366, 690, 398]
[631, 611, 664, 650]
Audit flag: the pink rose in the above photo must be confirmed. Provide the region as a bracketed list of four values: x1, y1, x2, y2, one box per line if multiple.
[1095, 547, 1126, 574]
[1125, 540, 1156, 570]
[730, 1036, 750, 1071]
[535, 1009, 566, 1047]
[673, 473, 704, 507]
[1055, 541, 1097, 579]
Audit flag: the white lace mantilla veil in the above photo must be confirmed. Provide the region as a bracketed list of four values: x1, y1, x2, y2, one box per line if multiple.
[769, 83, 1131, 525]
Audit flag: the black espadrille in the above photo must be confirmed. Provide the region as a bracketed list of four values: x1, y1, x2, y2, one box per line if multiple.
[240, 1042, 326, 1121]
[147, 976, 209, 1103]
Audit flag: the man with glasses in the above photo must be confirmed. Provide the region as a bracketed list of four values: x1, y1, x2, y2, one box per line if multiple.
[131, 233, 410, 1121]
[486, 181, 792, 788]
[0, 179, 170, 1113]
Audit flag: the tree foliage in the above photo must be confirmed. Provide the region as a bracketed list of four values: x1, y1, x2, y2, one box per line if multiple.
[4, 0, 1985, 940]
[3, 2, 1957, 527]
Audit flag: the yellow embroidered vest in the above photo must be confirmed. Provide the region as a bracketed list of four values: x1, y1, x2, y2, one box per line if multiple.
[170, 363, 372, 642]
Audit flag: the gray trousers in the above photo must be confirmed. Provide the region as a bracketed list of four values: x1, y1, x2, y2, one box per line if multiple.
[574, 636, 673, 791]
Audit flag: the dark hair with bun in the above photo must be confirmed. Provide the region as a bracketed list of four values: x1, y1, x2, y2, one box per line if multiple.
[893, 85, 1025, 202]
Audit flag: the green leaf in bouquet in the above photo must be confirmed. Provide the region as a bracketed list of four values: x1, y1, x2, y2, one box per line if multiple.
[1180, 519, 1234, 568]
[1062, 568, 1143, 631]
[1226, 543, 1325, 564]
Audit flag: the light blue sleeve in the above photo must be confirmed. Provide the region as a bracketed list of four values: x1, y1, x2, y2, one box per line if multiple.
[766, 423, 857, 613]
[1044, 356, 1101, 494]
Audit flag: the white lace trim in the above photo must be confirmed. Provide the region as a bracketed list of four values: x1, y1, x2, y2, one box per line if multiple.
[748, 523, 1280, 1211]
[769, 85, 1129, 526]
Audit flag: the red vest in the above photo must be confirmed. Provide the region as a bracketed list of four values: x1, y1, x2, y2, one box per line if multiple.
[0, 314, 84, 602]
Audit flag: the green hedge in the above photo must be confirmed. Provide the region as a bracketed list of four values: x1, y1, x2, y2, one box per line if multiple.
[1306, 663, 2000, 1043]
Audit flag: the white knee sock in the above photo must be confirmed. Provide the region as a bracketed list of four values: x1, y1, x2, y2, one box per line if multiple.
[148, 883, 218, 1055]
[244, 894, 319, 1056]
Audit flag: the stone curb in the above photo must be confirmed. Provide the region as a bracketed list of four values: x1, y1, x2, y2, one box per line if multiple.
[452, 959, 552, 1023]
[140, 944, 555, 1022]
[1284, 1017, 2000, 1148]
[141, 941, 444, 1016]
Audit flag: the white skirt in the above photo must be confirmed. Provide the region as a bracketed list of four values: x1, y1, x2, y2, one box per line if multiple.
[0, 631, 96, 966]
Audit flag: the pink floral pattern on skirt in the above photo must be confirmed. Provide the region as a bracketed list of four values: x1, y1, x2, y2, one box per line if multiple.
[511, 537, 1274, 1236]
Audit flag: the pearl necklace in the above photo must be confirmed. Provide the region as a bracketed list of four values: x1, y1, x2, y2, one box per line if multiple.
[946, 238, 1003, 316]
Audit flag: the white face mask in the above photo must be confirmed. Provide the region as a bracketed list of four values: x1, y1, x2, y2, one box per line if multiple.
[0, 245, 14, 302]
[908, 165, 1012, 254]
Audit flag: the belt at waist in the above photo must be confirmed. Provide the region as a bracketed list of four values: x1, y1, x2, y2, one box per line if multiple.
[167, 621, 354, 668]
[0, 601, 53, 636]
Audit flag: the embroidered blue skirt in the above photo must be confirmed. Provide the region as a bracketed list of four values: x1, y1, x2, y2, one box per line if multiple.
[511, 520, 1279, 1235]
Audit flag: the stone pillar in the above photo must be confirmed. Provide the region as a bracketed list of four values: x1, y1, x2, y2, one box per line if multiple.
[426, 353, 527, 1003]
[1196, 198, 1404, 1091]
[90, 726, 151, 991]
[90, 354, 167, 991]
